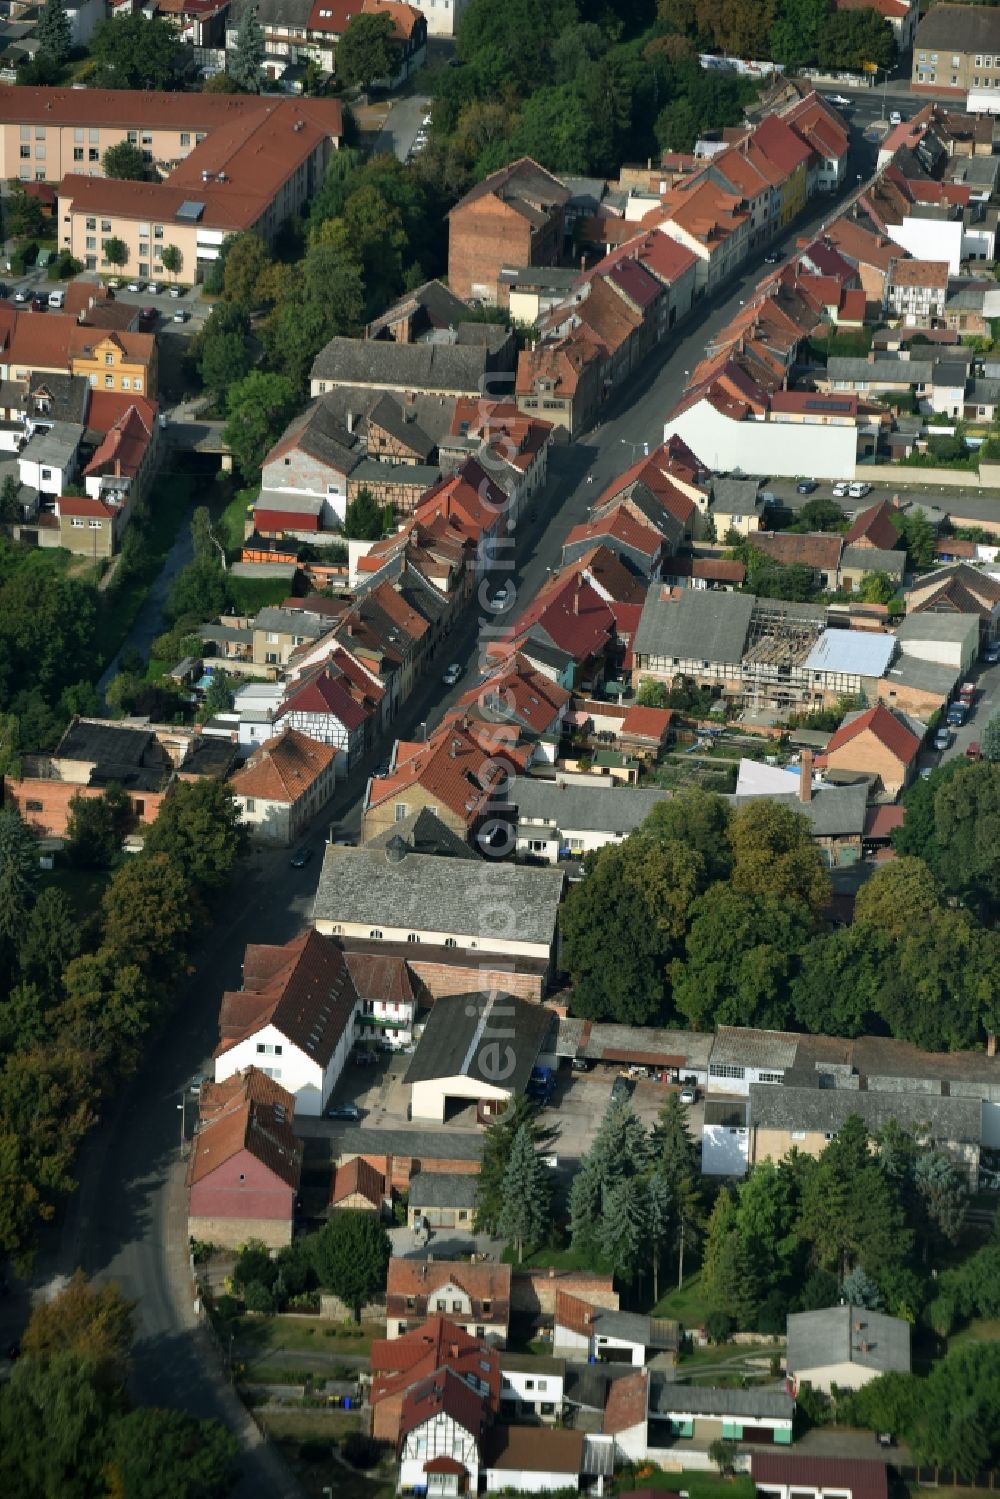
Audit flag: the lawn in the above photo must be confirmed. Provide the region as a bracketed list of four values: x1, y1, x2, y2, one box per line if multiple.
[948, 1316, 1000, 1352]
[500, 1244, 606, 1272]
[678, 1340, 777, 1372]
[652, 1270, 711, 1328]
[234, 1315, 384, 1360]
[218, 485, 257, 557]
[616, 1471, 755, 1499]
[258, 1410, 395, 1499]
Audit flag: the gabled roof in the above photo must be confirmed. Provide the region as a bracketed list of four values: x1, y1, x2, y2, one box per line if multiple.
[187, 1067, 301, 1191]
[330, 1155, 385, 1208]
[399, 1365, 487, 1443]
[387, 1257, 512, 1307]
[371, 1317, 500, 1415]
[217, 927, 358, 1066]
[458, 653, 570, 736]
[366, 718, 514, 826]
[844, 500, 901, 551]
[277, 664, 373, 734]
[263, 399, 359, 475]
[505, 570, 616, 665]
[83, 402, 153, 482]
[752, 1455, 887, 1499]
[403, 990, 554, 1093]
[825, 703, 921, 767]
[230, 726, 337, 804]
[451, 156, 569, 219]
[602, 1369, 648, 1434]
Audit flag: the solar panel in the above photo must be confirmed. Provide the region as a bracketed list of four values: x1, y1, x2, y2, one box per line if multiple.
[176, 200, 205, 223]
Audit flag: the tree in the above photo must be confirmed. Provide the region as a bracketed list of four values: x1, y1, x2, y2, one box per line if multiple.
[160, 244, 182, 281]
[915, 1149, 968, 1247]
[104, 237, 128, 269]
[102, 140, 146, 181]
[4, 180, 44, 239]
[671, 885, 810, 1032]
[65, 784, 129, 870]
[842, 1265, 883, 1309]
[702, 1189, 759, 1329]
[0, 1353, 118, 1499]
[109, 1407, 240, 1499]
[199, 330, 252, 405]
[308, 1211, 390, 1318]
[144, 780, 246, 895]
[858, 570, 897, 606]
[0, 808, 38, 974]
[797, 1116, 910, 1284]
[100, 852, 194, 985]
[641, 787, 733, 885]
[166, 554, 228, 625]
[475, 1095, 554, 1235]
[197, 671, 237, 724]
[90, 12, 180, 89]
[982, 712, 1000, 763]
[728, 797, 830, 917]
[600, 1175, 650, 1287]
[21, 1271, 133, 1393]
[645, 1171, 672, 1304]
[222, 233, 273, 309]
[17, 886, 79, 1005]
[222, 372, 298, 477]
[793, 497, 845, 533]
[228, 3, 264, 92]
[709, 1439, 739, 1477]
[934, 763, 1000, 907]
[36, 0, 70, 63]
[342, 486, 386, 541]
[496, 1122, 551, 1263]
[336, 12, 397, 88]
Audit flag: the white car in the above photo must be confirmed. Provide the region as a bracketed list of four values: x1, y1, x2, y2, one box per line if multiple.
[827, 93, 852, 108]
[848, 481, 871, 499]
[169, 285, 183, 298]
[146, 281, 161, 296]
[442, 663, 462, 685]
[832, 482, 849, 498]
[106, 278, 120, 290]
[13, 287, 28, 303]
[126, 280, 143, 293]
[889, 110, 902, 126]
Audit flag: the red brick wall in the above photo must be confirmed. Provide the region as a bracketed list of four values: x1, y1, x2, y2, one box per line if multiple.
[4, 777, 166, 837]
[448, 198, 536, 302]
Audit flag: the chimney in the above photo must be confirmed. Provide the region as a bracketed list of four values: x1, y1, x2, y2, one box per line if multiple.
[346, 410, 354, 435]
[989, 1032, 997, 1058]
[799, 748, 813, 804]
[572, 578, 581, 614]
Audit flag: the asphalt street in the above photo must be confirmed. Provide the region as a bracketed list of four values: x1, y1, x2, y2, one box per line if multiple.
[0, 105, 930, 1489]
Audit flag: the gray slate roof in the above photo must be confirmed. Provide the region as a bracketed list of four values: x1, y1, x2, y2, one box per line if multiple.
[749, 1081, 983, 1142]
[827, 358, 933, 385]
[407, 1170, 479, 1209]
[264, 399, 359, 475]
[348, 458, 441, 490]
[711, 477, 762, 515]
[311, 336, 510, 393]
[895, 612, 980, 643]
[404, 991, 554, 1093]
[365, 807, 477, 860]
[841, 545, 904, 576]
[254, 607, 330, 640]
[336, 1128, 483, 1162]
[732, 782, 868, 838]
[916, 3, 1000, 52]
[881, 656, 960, 697]
[650, 1379, 794, 1419]
[313, 845, 565, 948]
[592, 1309, 679, 1349]
[367, 392, 436, 460]
[634, 587, 754, 665]
[508, 776, 668, 837]
[712, 1026, 799, 1071]
[786, 1304, 911, 1377]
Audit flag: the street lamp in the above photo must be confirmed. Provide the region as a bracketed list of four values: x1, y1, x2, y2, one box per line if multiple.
[621, 438, 649, 463]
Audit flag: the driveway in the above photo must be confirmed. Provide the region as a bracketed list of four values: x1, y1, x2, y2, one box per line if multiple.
[371, 94, 430, 161]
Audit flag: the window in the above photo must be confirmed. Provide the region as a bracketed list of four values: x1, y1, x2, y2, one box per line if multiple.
[406, 934, 420, 944]
[405, 1296, 414, 1310]
[19, 146, 29, 160]
[444, 937, 457, 948]
[976, 54, 982, 65]
[435, 1299, 446, 1311]
[34, 145, 45, 161]
[394, 803, 409, 821]
[121, 377, 131, 390]
[154, 225, 163, 239]
[709, 1062, 746, 1080]
[180, 132, 191, 146]
[70, 518, 84, 528]
[141, 134, 152, 146]
[452, 1299, 461, 1312]
[105, 376, 114, 388]
[105, 353, 115, 366]
[127, 130, 138, 144]
[89, 129, 100, 144]
[239, 1172, 246, 1182]
[476, 1325, 485, 1338]
[74, 148, 83, 162]
[19, 126, 29, 140]
[89, 149, 99, 162]
[757, 1071, 784, 1084]
[101, 220, 112, 233]
[85, 217, 96, 231]
[34, 126, 45, 140]
[89, 519, 102, 530]
[369, 928, 383, 940]
[482, 1299, 492, 1314]
[41, 469, 52, 482]
[952, 54, 960, 66]
[26, 800, 43, 812]
[245, 798, 256, 813]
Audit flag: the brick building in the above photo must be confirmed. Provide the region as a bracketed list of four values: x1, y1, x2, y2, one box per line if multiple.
[448, 157, 570, 303]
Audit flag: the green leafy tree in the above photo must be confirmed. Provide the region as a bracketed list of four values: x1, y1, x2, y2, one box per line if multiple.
[842, 1265, 883, 1309]
[166, 554, 228, 625]
[197, 671, 237, 724]
[103, 237, 128, 269]
[222, 371, 298, 477]
[342, 487, 386, 541]
[109, 1407, 241, 1499]
[200, 332, 252, 405]
[228, 3, 264, 92]
[0, 1353, 118, 1499]
[17, 886, 79, 1005]
[90, 12, 180, 88]
[934, 763, 1000, 907]
[100, 852, 194, 985]
[797, 1116, 910, 1283]
[792, 497, 846, 532]
[671, 885, 811, 1031]
[982, 712, 1000, 763]
[857, 570, 897, 606]
[0, 474, 21, 522]
[160, 244, 182, 280]
[728, 797, 830, 917]
[0, 808, 38, 975]
[336, 11, 397, 87]
[65, 784, 130, 870]
[308, 1211, 390, 1318]
[4, 180, 44, 239]
[36, 0, 71, 63]
[914, 1149, 968, 1247]
[222, 233, 273, 309]
[102, 140, 146, 180]
[496, 1122, 551, 1263]
[635, 679, 668, 708]
[144, 780, 246, 895]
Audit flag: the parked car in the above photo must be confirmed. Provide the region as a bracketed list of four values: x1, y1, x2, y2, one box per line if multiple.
[492, 582, 511, 607]
[889, 110, 902, 126]
[959, 681, 976, 705]
[169, 285, 184, 298]
[680, 1087, 698, 1105]
[106, 278, 120, 290]
[571, 1057, 594, 1073]
[796, 479, 818, 494]
[934, 728, 952, 751]
[832, 482, 849, 497]
[526, 1065, 556, 1105]
[827, 94, 853, 108]
[611, 1075, 633, 1105]
[946, 703, 968, 727]
[172, 309, 189, 322]
[353, 1049, 377, 1067]
[442, 662, 462, 685]
[289, 845, 313, 868]
[30, 296, 46, 312]
[140, 306, 157, 323]
[326, 1103, 362, 1121]
[146, 281, 161, 296]
[13, 287, 28, 304]
[965, 741, 982, 762]
[984, 642, 1000, 665]
[848, 481, 871, 499]
[763, 248, 781, 264]
[47, 289, 64, 309]
[126, 281, 144, 293]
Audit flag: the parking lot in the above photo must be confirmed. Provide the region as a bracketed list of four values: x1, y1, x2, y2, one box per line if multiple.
[318, 1050, 704, 1175]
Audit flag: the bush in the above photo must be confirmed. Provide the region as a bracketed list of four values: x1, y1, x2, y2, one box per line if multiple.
[341, 1432, 381, 1470]
[705, 1310, 733, 1343]
[298, 1440, 334, 1462]
[242, 1280, 277, 1314]
[756, 1289, 789, 1335]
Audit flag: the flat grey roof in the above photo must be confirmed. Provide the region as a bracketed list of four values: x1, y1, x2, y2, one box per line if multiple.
[827, 357, 933, 384]
[803, 629, 896, 678]
[584, 1022, 714, 1070]
[593, 1309, 679, 1349]
[254, 606, 329, 639]
[786, 1304, 911, 1377]
[882, 656, 959, 697]
[634, 587, 754, 665]
[650, 1379, 794, 1419]
[895, 611, 980, 642]
[21, 419, 83, 466]
[404, 991, 554, 1094]
[313, 845, 565, 949]
[712, 1027, 800, 1071]
[749, 1082, 983, 1142]
[336, 1128, 484, 1161]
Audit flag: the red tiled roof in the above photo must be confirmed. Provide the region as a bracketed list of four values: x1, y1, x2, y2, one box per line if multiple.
[86, 389, 157, 433]
[751, 113, 813, 175]
[564, 507, 664, 561]
[387, 1257, 511, 1305]
[555, 1289, 597, 1337]
[277, 665, 372, 734]
[366, 719, 514, 827]
[398, 1366, 487, 1443]
[826, 703, 921, 767]
[330, 1156, 385, 1208]
[186, 1071, 301, 1191]
[83, 403, 153, 482]
[55, 495, 114, 519]
[620, 705, 673, 742]
[216, 928, 358, 1067]
[230, 726, 336, 804]
[844, 500, 900, 551]
[603, 1369, 648, 1434]
[865, 804, 905, 838]
[752, 1454, 888, 1499]
[370, 1317, 500, 1420]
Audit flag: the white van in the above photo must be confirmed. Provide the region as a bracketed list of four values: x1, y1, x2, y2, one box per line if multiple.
[48, 290, 65, 309]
